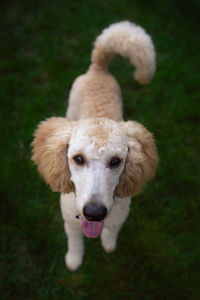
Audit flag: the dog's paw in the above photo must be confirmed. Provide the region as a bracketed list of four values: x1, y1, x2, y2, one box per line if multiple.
[65, 252, 83, 271]
[101, 237, 116, 253]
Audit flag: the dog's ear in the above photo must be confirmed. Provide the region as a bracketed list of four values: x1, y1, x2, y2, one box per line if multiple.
[115, 121, 158, 198]
[31, 117, 75, 193]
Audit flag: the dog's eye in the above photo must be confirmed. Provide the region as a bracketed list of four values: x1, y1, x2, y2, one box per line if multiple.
[73, 155, 85, 166]
[109, 157, 121, 168]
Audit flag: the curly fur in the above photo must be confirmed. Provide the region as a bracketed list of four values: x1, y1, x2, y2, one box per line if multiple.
[32, 117, 75, 193]
[31, 21, 158, 271]
[116, 121, 158, 197]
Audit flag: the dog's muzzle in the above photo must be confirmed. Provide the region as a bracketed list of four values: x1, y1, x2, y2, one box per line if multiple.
[78, 202, 107, 238]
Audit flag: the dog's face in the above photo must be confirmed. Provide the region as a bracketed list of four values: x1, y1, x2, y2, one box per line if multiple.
[32, 117, 158, 235]
[68, 119, 128, 218]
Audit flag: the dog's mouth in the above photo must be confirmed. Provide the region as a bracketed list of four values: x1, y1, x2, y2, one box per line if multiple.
[76, 215, 103, 238]
[82, 219, 103, 238]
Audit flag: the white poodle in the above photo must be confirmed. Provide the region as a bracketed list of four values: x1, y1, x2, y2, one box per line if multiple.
[32, 21, 158, 271]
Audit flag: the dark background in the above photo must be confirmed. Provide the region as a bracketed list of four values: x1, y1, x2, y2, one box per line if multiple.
[0, 0, 200, 299]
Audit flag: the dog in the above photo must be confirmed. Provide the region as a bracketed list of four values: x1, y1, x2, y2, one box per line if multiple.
[32, 21, 158, 271]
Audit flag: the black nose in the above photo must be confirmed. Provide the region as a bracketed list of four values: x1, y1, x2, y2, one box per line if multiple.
[83, 203, 107, 222]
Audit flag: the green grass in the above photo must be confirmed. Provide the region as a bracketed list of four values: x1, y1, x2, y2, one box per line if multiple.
[0, 0, 200, 299]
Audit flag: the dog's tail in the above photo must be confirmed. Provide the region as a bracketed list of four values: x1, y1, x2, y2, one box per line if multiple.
[91, 21, 156, 85]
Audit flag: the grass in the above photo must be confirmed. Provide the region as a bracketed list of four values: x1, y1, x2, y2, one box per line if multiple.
[0, 0, 200, 299]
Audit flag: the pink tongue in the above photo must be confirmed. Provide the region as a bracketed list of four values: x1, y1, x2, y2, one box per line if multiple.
[82, 219, 103, 238]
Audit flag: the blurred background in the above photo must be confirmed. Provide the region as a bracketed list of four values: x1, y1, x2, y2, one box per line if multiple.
[0, 0, 200, 299]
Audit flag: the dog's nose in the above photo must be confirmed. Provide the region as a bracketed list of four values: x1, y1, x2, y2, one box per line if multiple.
[83, 203, 107, 222]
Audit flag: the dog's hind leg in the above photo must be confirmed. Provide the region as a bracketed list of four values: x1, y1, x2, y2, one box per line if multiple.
[66, 75, 85, 121]
[64, 222, 84, 271]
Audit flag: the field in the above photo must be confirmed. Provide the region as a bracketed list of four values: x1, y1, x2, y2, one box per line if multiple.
[1, 0, 200, 299]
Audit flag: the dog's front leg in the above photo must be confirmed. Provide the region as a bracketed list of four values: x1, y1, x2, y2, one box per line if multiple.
[101, 226, 121, 253]
[64, 221, 84, 271]
[101, 197, 131, 253]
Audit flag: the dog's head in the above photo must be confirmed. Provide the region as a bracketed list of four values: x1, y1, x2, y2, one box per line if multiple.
[32, 117, 158, 232]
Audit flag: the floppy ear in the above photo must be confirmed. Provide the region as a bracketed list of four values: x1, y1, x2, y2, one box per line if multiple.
[31, 117, 75, 193]
[115, 121, 158, 198]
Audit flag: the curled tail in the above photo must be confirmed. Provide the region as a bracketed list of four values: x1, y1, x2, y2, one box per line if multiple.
[91, 21, 156, 85]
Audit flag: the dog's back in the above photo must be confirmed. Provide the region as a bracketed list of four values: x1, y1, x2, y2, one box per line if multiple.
[67, 21, 156, 121]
